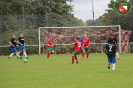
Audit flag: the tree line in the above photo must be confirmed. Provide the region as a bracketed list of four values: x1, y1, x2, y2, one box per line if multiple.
[86, 0, 133, 42]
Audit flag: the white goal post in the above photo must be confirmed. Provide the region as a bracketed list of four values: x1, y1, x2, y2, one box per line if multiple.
[38, 25, 122, 54]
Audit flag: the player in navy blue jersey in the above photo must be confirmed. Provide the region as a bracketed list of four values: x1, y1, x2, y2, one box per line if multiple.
[105, 38, 117, 72]
[8, 35, 21, 59]
[108, 34, 120, 59]
[77, 34, 83, 42]
[17, 33, 28, 59]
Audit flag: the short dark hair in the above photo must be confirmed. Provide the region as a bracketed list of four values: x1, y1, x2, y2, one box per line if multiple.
[108, 38, 113, 44]
[110, 34, 113, 36]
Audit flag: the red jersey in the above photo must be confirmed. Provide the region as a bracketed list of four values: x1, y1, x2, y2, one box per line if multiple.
[74, 40, 81, 52]
[47, 38, 53, 48]
[82, 38, 90, 47]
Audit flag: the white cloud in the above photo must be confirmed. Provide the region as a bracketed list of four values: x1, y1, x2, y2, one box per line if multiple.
[70, 0, 110, 21]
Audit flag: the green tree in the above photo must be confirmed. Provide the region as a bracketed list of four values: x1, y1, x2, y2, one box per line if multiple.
[98, 0, 133, 41]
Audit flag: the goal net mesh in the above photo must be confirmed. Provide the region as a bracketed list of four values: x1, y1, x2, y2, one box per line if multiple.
[39, 25, 131, 54]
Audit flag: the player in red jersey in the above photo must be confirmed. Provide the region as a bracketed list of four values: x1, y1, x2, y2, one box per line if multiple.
[46, 36, 54, 59]
[70, 37, 81, 64]
[82, 34, 90, 59]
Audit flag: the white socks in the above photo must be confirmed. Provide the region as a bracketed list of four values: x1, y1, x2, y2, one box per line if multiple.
[9, 52, 27, 58]
[18, 51, 21, 55]
[112, 63, 115, 71]
[116, 52, 119, 58]
[18, 51, 27, 58]
[9, 53, 14, 57]
[23, 52, 27, 58]
[16, 53, 20, 58]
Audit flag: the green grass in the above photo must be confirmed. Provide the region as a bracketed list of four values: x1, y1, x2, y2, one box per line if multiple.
[0, 53, 133, 88]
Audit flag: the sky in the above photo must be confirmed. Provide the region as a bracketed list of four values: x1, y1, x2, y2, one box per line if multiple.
[69, 0, 110, 22]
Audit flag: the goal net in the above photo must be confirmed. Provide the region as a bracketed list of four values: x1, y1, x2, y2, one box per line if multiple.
[38, 25, 131, 54]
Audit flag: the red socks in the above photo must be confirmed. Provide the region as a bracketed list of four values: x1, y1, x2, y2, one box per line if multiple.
[75, 56, 77, 60]
[87, 53, 89, 59]
[82, 53, 89, 59]
[82, 53, 84, 59]
[47, 52, 51, 59]
[72, 56, 75, 62]
[72, 56, 78, 63]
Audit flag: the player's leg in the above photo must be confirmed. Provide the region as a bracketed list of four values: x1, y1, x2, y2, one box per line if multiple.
[108, 57, 111, 69]
[22, 45, 28, 59]
[74, 52, 79, 64]
[112, 56, 116, 72]
[8, 53, 14, 59]
[46, 48, 52, 59]
[8, 48, 15, 59]
[82, 48, 85, 59]
[71, 56, 75, 64]
[15, 52, 22, 59]
[85, 48, 90, 59]
[13, 47, 21, 59]
[71, 52, 78, 64]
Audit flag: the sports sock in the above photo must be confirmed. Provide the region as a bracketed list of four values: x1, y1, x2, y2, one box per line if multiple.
[112, 63, 115, 71]
[116, 52, 119, 58]
[18, 51, 21, 55]
[47, 52, 50, 58]
[24, 52, 27, 58]
[16, 53, 20, 58]
[9, 53, 14, 57]
[87, 53, 89, 58]
[75, 56, 77, 60]
[72, 56, 75, 62]
[82, 53, 84, 59]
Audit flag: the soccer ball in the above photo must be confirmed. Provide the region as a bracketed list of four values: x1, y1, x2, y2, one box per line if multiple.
[23, 59, 27, 63]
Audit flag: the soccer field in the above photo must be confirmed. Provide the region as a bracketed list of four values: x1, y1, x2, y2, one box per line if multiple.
[0, 54, 133, 88]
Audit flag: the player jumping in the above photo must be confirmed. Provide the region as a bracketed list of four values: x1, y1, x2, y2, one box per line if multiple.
[82, 34, 90, 59]
[108, 34, 120, 59]
[8, 35, 21, 59]
[70, 36, 81, 64]
[17, 33, 28, 59]
[105, 38, 117, 72]
[46, 36, 54, 59]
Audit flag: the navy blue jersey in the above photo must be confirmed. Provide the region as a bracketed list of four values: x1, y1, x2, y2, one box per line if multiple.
[18, 37, 24, 45]
[106, 44, 116, 57]
[78, 37, 82, 42]
[10, 38, 16, 48]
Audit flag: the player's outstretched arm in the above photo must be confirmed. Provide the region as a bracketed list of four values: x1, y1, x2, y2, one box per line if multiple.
[68, 42, 75, 45]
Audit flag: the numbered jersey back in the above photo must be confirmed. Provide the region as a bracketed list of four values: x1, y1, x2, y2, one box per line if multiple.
[106, 44, 116, 57]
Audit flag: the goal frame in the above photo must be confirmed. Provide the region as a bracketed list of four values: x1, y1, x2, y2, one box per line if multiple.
[38, 25, 121, 54]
